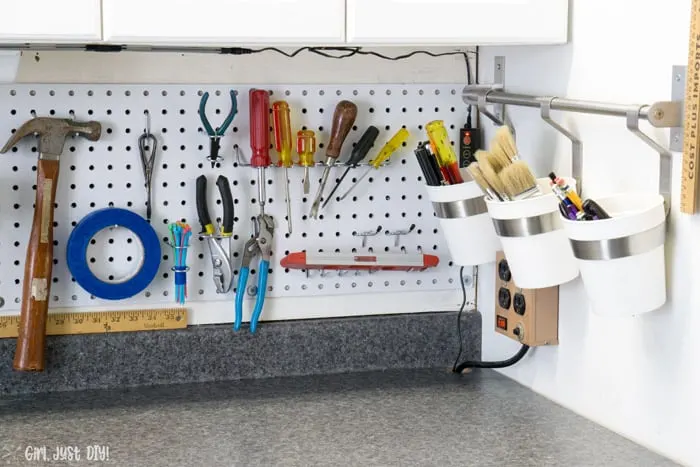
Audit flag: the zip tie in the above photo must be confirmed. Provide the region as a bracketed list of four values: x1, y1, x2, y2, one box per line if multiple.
[168, 222, 192, 305]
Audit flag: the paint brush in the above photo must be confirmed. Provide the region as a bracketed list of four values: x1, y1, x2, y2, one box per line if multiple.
[467, 162, 502, 201]
[500, 160, 541, 200]
[475, 150, 509, 200]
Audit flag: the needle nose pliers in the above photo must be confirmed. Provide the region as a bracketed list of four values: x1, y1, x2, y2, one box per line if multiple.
[196, 174, 234, 293]
[235, 214, 274, 333]
[199, 90, 238, 167]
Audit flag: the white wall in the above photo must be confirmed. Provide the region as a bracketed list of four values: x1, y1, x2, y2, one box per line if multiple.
[478, 1, 699, 465]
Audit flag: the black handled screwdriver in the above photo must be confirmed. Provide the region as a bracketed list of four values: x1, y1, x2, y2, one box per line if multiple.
[322, 125, 379, 209]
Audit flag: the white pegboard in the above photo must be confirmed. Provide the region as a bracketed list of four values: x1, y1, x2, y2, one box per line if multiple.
[0, 84, 468, 312]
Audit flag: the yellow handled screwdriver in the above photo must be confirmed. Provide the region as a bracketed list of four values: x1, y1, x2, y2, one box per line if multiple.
[273, 101, 293, 235]
[426, 120, 464, 184]
[339, 128, 410, 201]
[297, 130, 316, 195]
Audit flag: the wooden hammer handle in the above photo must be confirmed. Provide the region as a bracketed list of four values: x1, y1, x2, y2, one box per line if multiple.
[14, 159, 59, 372]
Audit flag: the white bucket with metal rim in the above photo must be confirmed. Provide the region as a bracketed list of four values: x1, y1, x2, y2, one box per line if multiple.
[426, 181, 501, 266]
[561, 193, 666, 316]
[485, 178, 580, 288]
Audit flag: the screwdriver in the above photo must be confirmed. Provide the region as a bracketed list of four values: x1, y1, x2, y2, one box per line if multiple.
[426, 120, 464, 184]
[339, 127, 410, 201]
[273, 101, 293, 235]
[309, 100, 358, 219]
[249, 89, 271, 217]
[297, 130, 316, 195]
[322, 125, 379, 209]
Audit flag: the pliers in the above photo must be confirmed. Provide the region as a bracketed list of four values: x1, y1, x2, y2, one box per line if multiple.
[196, 175, 234, 293]
[235, 214, 274, 333]
[199, 90, 237, 167]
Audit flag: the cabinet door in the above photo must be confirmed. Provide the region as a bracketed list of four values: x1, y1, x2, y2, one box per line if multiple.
[0, 0, 101, 42]
[347, 0, 569, 45]
[103, 0, 345, 45]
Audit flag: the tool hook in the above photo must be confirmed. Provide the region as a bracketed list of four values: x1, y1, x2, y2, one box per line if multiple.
[539, 97, 583, 195]
[352, 225, 382, 248]
[138, 113, 158, 221]
[626, 107, 673, 216]
[385, 224, 416, 247]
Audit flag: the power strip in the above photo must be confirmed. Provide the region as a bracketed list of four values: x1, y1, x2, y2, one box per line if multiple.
[494, 252, 559, 346]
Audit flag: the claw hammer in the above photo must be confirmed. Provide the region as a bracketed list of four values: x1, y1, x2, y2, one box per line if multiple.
[0, 117, 101, 371]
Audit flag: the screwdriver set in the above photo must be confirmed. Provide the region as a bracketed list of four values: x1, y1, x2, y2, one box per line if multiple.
[0, 83, 467, 317]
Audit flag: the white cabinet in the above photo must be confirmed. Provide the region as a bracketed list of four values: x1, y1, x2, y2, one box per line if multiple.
[346, 0, 569, 45]
[0, 0, 102, 43]
[103, 0, 346, 45]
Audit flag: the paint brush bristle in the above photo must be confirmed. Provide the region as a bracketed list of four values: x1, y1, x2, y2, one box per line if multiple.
[467, 162, 500, 201]
[488, 145, 512, 173]
[475, 150, 508, 200]
[500, 160, 540, 200]
[493, 125, 518, 160]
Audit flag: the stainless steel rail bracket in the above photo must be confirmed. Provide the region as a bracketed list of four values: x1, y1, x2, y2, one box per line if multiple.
[626, 108, 673, 216]
[539, 97, 583, 195]
[670, 65, 686, 152]
[464, 56, 507, 127]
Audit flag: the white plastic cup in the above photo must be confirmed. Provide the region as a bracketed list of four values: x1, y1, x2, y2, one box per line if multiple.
[426, 181, 501, 266]
[561, 193, 666, 316]
[485, 178, 580, 288]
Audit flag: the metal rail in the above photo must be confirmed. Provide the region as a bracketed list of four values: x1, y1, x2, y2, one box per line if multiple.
[462, 87, 682, 128]
[463, 83, 682, 214]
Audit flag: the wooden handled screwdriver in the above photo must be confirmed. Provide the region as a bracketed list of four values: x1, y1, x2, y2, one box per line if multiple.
[309, 100, 357, 219]
[273, 101, 293, 234]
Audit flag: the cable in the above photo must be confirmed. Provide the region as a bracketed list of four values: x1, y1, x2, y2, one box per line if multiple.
[452, 263, 531, 373]
[452, 266, 468, 371]
[247, 46, 475, 85]
[453, 344, 530, 372]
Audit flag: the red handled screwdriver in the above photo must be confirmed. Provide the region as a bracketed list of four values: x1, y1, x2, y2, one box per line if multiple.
[249, 89, 271, 217]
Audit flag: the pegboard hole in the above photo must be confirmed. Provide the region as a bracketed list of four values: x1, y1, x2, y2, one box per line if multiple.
[86, 227, 145, 284]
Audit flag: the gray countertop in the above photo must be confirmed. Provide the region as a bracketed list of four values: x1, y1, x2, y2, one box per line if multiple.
[0, 369, 673, 467]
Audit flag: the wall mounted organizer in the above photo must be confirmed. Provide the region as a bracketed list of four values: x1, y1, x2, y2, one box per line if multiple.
[0, 83, 468, 313]
[464, 57, 680, 313]
[463, 56, 682, 210]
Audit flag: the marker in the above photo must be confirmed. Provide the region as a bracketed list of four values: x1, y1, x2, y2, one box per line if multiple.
[549, 172, 584, 210]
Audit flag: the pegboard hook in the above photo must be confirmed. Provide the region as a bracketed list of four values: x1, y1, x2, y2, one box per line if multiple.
[539, 97, 583, 195]
[385, 224, 416, 247]
[233, 144, 249, 166]
[352, 225, 382, 248]
[144, 109, 151, 136]
[626, 107, 672, 215]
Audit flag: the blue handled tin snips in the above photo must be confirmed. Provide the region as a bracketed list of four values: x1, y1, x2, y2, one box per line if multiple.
[199, 90, 237, 167]
[235, 213, 274, 333]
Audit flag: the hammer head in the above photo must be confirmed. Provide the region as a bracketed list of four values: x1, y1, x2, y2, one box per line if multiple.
[0, 117, 102, 157]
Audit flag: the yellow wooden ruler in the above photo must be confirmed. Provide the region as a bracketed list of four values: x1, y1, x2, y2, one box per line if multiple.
[681, 0, 700, 213]
[0, 308, 187, 338]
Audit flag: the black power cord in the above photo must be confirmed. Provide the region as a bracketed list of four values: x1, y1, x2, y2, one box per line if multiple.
[452, 266, 531, 373]
[451, 266, 468, 371]
[245, 46, 474, 85]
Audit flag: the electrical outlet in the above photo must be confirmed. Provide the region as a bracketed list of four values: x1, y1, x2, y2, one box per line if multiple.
[494, 251, 559, 346]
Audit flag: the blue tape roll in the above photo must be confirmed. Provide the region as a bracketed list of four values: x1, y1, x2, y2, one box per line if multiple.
[66, 208, 161, 300]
